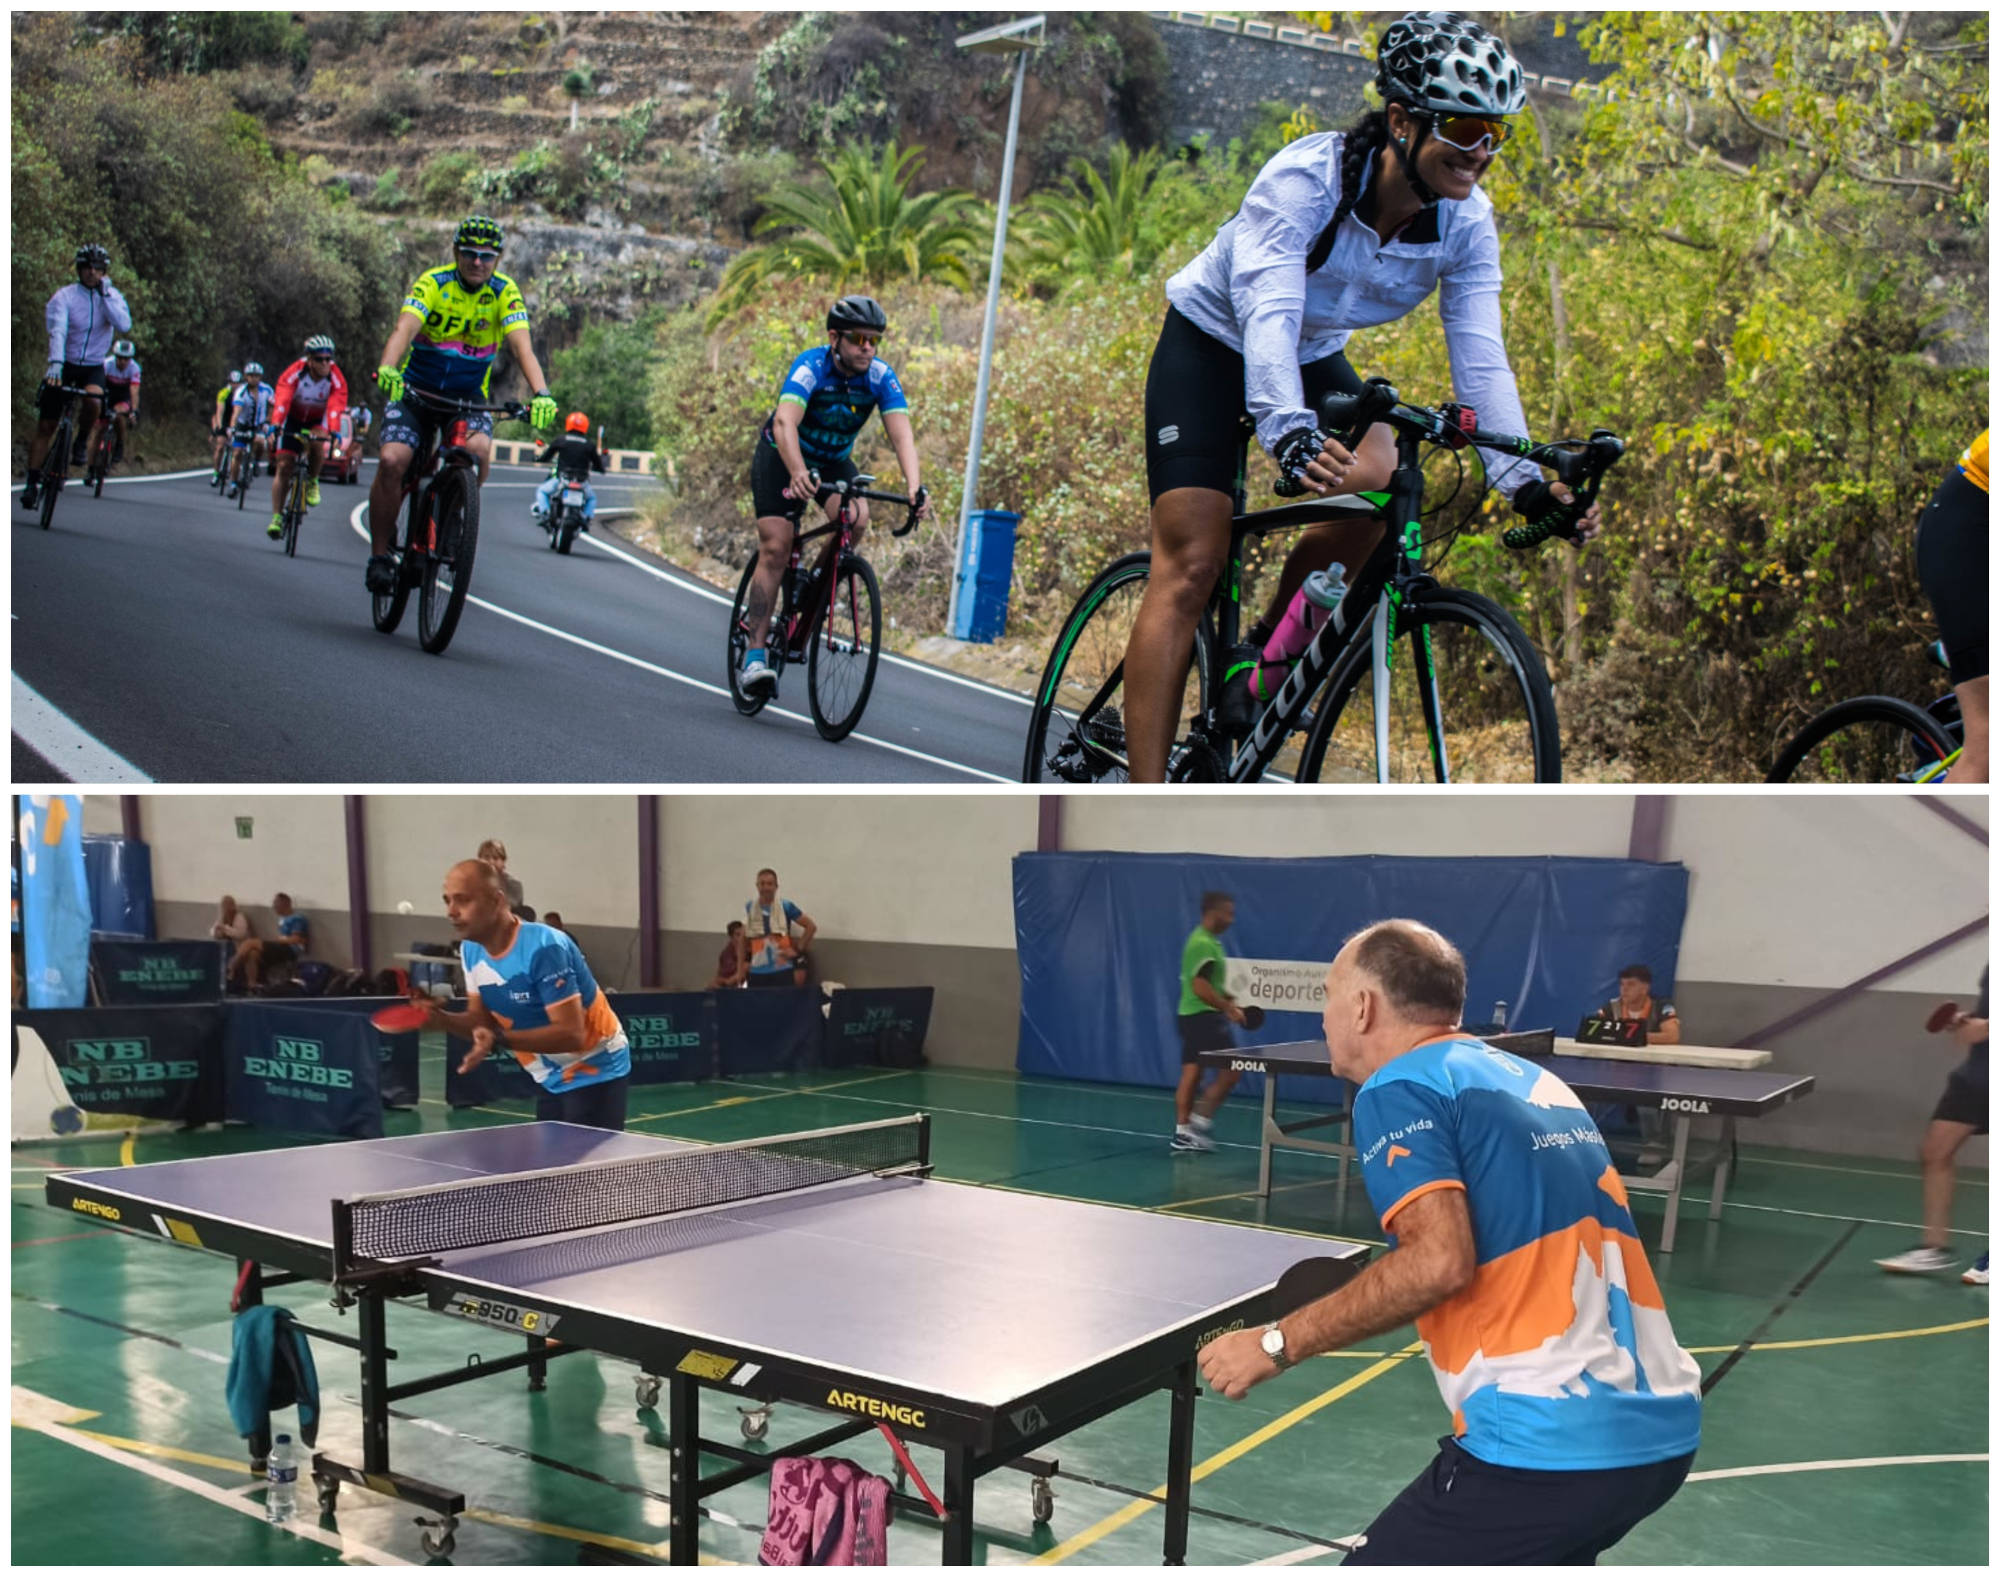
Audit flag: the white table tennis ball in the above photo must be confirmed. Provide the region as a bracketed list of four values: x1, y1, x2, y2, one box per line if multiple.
[396, 900, 415, 915]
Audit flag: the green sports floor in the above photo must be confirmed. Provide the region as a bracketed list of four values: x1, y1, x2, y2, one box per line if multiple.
[12, 1053, 1990, 1565]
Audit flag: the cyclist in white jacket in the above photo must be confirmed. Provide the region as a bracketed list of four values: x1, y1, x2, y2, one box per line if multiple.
[1122, 12, 1600, 781]
[21, 243, 132, 511]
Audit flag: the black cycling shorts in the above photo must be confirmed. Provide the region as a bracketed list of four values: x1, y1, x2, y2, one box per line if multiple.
[273, 412, 331, 457]
[750, 430, 857, 522]
[1915, 466, 1988, 684]
[1143, 306, 1366, 503]
[1932, 1057, 1988, 1134]
[38, 362, 106, 420]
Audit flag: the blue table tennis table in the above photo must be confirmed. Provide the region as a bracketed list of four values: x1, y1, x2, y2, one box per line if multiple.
[1200, 1030, 1814, 1252]
[47, 1114, 1365, 1563]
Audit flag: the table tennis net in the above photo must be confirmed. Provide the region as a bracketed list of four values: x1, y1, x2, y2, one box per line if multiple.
[1484, 1028, 1555, 1057]
[339, 1116, 927, 1265]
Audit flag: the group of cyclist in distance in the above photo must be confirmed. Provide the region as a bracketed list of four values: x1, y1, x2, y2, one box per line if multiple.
[15, 12, 1984, 780]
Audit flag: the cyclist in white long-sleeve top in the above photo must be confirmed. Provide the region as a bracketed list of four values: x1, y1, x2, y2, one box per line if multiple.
[1119, 12, 1602, 781]
[21, 243, 132, 511]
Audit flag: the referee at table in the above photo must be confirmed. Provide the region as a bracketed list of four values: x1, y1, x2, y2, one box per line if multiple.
[415, 858, 632, 1130]
[1199, 919, 1701, 1564]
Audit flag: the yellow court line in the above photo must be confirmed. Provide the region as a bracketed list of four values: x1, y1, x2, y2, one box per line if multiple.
[1686, 1316, 1988, 1355]
[61, 1429, 252, 1474]
[1027, 1346, 1423, 1565]
[119, 1132, 137, 1168]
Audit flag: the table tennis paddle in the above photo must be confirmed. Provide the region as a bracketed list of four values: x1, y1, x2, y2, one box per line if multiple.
[1271, 1255, 1362, 1317]
[1239, 1004, 1266, 1031]
[369, 1001, 431, 1033]
[1926, 1002, 1962, 1034]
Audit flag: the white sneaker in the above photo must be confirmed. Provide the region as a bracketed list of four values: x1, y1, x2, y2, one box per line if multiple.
[1962, 1253, 1989, 1286]
[1875, 1245, 1957, 1275]
[1170, 1125, 1214, 1153]
[739, 653, 777, 695]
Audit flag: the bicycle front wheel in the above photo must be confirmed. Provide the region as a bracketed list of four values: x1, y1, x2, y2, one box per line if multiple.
[1299, 586, 1561, 783]
[1767, 696, 1958, 783]
[1022, 552, 1209, 783]
[417, 467, 479, 654]
[38, 454, 62, 532]
[806, 553, 882, 741]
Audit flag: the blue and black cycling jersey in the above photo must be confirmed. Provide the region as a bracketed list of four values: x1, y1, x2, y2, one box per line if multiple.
[763, 345, 909, 467]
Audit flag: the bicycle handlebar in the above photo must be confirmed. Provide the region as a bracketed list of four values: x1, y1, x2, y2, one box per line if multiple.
[1314, 378, 1625, 550]
[810, 472, 924, 537]
[403, 385, 531, 423]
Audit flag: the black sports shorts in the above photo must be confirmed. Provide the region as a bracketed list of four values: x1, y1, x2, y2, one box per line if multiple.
[1915, 466, 1988, 684]
[750, 430, 858, 522]
[1932, 1057, 1988, 1134]
[1143, 306, 1366, 502]
[1177, 1011, 1235, 1064]
[38, 362, 106, 420]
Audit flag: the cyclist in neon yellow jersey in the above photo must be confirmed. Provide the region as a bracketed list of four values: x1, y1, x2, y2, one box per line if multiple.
[364, 215, 557, 596]
[1914, 430, 1988, 781]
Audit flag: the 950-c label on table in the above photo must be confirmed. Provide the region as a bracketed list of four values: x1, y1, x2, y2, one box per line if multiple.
[441, 1292, 562, 1336]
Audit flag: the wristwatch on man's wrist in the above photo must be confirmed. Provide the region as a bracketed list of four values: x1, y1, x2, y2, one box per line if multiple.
[1259, 1323, 1292, 1371]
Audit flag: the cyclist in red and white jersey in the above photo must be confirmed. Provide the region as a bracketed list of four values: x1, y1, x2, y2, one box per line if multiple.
[265, 335, 348, 539]
[93, 339, 142, 474]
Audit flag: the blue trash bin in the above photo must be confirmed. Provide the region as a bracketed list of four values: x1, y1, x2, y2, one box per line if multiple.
[950, 509, 1021, 643]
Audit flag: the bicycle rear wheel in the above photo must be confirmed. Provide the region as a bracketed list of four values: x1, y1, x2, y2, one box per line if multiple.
[807, 553, 881, 741]
[1298, 586, 1561, 782]
[1767, 696, 1958, 783]
[38, 445, 63, 532]
[417, 466, 479, 654]
[372, 489, 416, 635]
[1021, 552, 1210, 783]
[234, 449, 250, 509]
[283, 498, 302, 557]
[726, 554, 784, 716]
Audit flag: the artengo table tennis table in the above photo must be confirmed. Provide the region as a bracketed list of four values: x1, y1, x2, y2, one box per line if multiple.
[1200, 1031, 1814, 1253]
[46, 1115, 1364, 1563]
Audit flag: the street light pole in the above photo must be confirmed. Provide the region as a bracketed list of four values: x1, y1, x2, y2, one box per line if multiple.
[948, 14, 1044, 639]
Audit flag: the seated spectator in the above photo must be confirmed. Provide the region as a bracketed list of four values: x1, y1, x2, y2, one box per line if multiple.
[211, 895, 252, 945]
[516, 903, 538, 923]
[231, 892, 310, 991]
[1600, 963, 1682, 1045]
[543, 910, 569, 936]
[710, 921, 747, 989]
[478, 839, 525, 908]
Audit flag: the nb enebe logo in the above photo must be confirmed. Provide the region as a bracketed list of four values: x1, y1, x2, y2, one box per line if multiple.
[826, 1389, 926, 1428]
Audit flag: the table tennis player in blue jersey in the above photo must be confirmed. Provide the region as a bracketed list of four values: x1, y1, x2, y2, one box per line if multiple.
[416, 858, 631, 1130]
[1198, 919, 1701, 1565]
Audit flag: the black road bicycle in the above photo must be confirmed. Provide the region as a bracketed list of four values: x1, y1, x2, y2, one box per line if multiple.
[372, 388, 528, 655]
[26, 384, 96, 530]
[1023, 379, 1623, 783]
[1766, 643, 1963, 782]
[726, 473, 919, 741]
[273, 426, 330, 559]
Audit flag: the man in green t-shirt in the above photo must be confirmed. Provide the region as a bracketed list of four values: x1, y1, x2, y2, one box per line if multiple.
[1173, 890, 1247, 1151]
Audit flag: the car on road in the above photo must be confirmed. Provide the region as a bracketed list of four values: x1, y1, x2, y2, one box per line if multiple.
[323, 428, 365, 484]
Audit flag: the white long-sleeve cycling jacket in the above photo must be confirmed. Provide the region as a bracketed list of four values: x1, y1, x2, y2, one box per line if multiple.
[1165, 130, 1535, 498]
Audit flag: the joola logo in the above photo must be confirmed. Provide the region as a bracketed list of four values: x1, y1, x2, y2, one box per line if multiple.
[1660, 1097, 1711, 1114]
[825, 1390, 926, 1428]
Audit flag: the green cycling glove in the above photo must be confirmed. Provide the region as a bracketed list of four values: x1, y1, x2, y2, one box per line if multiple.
[376, 365, 404, 402]
[530, 392, 558, 430]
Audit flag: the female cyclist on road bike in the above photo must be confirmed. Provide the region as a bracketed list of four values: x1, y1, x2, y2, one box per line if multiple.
[1120, 11, 1602, 781]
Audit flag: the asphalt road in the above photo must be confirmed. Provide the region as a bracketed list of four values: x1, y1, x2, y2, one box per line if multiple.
[10, 462, 1028, 783]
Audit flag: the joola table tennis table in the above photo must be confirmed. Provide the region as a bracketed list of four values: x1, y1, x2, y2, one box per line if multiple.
[1200, 1031, 1814, 1252]
[47, 1115, 1363, 1562]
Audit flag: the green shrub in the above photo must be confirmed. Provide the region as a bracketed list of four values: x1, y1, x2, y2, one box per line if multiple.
[368, 168, 409, 211]
[418, 150, 481, 212]
[120, 12, 309, 74]
[548, 310, 666, 450]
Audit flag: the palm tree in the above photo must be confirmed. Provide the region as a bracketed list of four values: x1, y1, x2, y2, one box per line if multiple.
[1013, 144, 1186, 295]
[708, 141, 982, 324]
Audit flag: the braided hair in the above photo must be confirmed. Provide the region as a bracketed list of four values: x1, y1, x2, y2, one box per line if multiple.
[1307, 110, 1400, 273]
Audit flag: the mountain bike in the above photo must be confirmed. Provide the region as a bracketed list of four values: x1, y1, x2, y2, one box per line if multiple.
[726, 473, 920, 742]
[1766, 644, 1963, 782]
[26, 384, 95, 530]
[371, 387, 528, 655]
[1023, 379, 1623, 783]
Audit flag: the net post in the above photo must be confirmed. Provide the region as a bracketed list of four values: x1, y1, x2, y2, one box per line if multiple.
[915, 1112, 932, 1174]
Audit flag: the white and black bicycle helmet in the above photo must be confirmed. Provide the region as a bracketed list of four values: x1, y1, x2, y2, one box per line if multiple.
[1377, 11, 1527, 116]
[243, 361, 265, 377]
[304, 334, 336, 356]
[113, 339, 135, 358]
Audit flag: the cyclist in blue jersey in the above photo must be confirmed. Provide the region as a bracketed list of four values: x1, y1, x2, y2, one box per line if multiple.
[225, 364, 276, 497]
[738, 294, 932, 697]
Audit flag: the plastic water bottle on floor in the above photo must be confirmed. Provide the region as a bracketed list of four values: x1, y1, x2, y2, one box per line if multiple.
[1491, 1000, 1509, 1032]
[266, 1433, 297, 1523]
[1250, 566, 1348, 701]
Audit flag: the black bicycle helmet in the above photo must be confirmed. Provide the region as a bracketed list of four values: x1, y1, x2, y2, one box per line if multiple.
[74, 243, 111, 271]
[826, 294, 888, 335]
[454, 214, 505, 252]
[1376, 11, 1527, 116]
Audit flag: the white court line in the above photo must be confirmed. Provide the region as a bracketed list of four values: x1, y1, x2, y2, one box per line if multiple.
[10, 674, 153, 782]
[346, 501, 1008, 782]
[12, 1390, 411, 1564]
[1254, 1540, 1362, 1565]
[1686, 1453, 1988, 1482]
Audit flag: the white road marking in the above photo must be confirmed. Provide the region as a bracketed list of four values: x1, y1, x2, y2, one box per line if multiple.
[345, 501, 1008, 782]
[10, 675, 153, 782]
